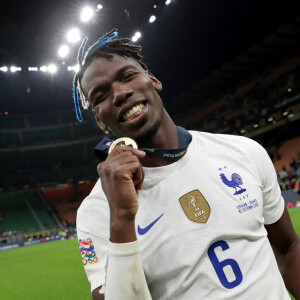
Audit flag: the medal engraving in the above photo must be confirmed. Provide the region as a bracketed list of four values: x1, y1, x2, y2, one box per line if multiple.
[108, 137, 138, 154]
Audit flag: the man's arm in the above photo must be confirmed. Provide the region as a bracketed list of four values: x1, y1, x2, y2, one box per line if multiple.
[91, 146, 151, 300]
[265, 207, 300, 298]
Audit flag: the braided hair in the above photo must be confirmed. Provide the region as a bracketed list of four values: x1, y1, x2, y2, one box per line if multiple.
[72, 29, 148, 122]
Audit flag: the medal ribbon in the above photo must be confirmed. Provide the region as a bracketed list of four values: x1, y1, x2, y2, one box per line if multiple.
[94, 126, 192, 163]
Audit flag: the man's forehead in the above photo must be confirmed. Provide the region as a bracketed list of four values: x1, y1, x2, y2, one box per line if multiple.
[82, 55, 142, 83]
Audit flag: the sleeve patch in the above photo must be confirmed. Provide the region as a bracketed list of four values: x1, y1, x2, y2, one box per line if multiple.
[79, 238, 100, 266]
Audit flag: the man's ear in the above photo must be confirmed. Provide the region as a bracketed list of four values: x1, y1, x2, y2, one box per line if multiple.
[94, 113, 108, 133]
[147, 71, 163, 92]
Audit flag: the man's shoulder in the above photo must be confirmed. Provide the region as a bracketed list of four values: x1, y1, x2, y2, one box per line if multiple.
[189, 130, 261, 149]
[77, 179, 107, 217]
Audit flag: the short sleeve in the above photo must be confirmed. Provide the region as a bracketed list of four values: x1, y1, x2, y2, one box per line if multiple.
[252, 141, 284, 225]
[76, 183, 110, 292]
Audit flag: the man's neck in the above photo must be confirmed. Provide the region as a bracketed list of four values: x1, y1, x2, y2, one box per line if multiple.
[138, 118, 178, 168]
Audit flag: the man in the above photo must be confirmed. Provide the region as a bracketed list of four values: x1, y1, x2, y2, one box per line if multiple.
[75, 30, 300, 299]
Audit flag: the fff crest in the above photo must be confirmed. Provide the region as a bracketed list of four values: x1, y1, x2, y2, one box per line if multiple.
[179, 189, 210, 224]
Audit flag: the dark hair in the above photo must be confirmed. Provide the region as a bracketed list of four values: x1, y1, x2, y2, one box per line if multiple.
[73, 29, 147, 121]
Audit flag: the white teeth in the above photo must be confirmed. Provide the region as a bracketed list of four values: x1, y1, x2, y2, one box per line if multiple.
[122, 103, 144, 121]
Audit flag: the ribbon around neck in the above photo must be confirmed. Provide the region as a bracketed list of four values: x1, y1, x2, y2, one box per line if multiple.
[94, 126, 192, 163]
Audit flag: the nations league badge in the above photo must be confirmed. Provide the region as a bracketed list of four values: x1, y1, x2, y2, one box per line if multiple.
[108, 137, 138, 154]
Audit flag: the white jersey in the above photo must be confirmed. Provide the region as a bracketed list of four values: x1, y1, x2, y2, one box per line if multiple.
[77, 131, 290, 299]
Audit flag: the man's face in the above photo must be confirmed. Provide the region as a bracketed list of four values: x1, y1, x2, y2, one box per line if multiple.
[81, 55, 163, 140]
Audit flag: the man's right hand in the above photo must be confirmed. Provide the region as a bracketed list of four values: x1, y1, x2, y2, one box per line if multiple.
[97, 146, 146, 243]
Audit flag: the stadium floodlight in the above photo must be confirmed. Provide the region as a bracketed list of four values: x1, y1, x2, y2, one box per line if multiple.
[165, 0, 172, 5]
[58, 45, 70, 58]
[48, 64, 57, 74]
[40, 66, 48, 72]
[149, 15, 156, 23]
[132, 31, 142, 42]
[97, 4, 103, 10]
[10, 66, 21, 72]
[67, 28, 81, 43]
[28, 67, 38, 71]
[67, 65, 79, 72]
[253, 123, 259, 128]
[0, 66, 8, 72]
[81, 6, 94, 22]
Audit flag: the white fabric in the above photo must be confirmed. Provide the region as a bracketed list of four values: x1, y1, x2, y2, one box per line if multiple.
[76, 131, 289, 299]
[105, 241, 152, 300]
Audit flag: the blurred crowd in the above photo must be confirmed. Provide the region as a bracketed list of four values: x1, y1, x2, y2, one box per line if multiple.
[212, 65, 300, 133]
[277, 155, 300, 191]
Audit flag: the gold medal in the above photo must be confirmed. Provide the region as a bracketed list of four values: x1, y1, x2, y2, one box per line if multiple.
[108, 137, 138, 154]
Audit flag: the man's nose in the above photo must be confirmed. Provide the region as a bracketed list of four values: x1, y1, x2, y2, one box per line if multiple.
[112, 83, 133, 106]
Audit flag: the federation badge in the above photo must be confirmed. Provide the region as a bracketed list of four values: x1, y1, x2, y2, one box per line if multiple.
[179, 189, 210, 223]
[79, 238, 99, 266]
[108, 137, 138, 154]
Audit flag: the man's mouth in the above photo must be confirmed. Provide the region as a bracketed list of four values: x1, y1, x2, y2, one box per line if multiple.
[122, 103, 145, 122]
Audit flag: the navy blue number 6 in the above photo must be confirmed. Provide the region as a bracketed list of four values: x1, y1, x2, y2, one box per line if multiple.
[208, 240, 243, 289]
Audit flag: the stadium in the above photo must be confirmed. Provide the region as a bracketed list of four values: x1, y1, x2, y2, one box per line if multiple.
[0, 0, 299, 299]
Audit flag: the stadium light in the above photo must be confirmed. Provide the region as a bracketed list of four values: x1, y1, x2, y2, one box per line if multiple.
[28, 67, 38, 71]
[48, 64, 57, 74]
[97, 4, 103, 10]
[81, 7, 94, 22]
[67, 65, 79, 72]
[132, 31, 142, 42]
[40, 66, 48, 72]
[165, 0, 172, 5]
[58, 45, 70, 58]
[0, 66, 8, 72]
[149, 15, 156, 23]
[10, 66, 21, 72]
[67, 28, 81, 43]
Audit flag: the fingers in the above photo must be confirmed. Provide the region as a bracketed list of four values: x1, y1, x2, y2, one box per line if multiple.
[109, 145, 146, 158]
[97, 145, 145, 190]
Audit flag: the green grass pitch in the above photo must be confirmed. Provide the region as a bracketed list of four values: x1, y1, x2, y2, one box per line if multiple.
[0, 208, 299, 299]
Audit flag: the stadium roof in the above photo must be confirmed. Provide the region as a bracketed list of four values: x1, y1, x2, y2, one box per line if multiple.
[0, 0, 300, 116]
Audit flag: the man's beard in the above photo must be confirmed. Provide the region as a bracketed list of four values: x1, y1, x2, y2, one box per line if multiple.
[134, 120, 160, 145]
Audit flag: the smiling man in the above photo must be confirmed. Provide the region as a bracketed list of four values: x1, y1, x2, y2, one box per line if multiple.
[75, 30, 300, 300]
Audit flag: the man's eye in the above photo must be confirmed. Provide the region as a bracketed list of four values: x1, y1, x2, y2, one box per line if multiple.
[93, 94, 106, 105]
[123, 72, 137, 81]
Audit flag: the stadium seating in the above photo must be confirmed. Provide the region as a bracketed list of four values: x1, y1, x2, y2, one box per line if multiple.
[0, 108, 101, 190]
[176, 53, 300, 136]
[0, 191, 56, 234]
[274, 136, 300, 171]
[41, 182, 96, 226]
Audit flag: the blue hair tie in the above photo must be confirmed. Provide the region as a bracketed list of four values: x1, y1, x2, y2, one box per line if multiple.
[72, 31, 118, 122]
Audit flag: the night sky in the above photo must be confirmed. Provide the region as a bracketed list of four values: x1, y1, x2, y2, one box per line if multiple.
[0, 0, 299, 116]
